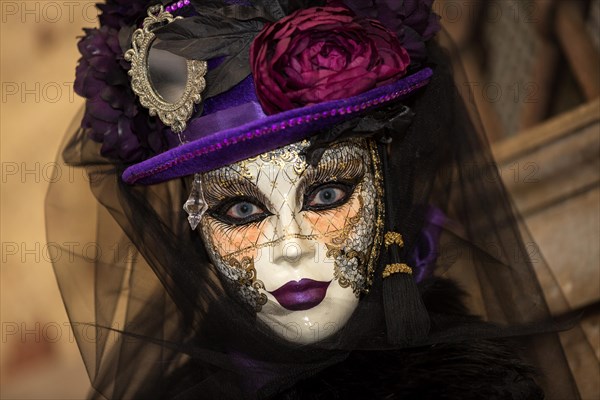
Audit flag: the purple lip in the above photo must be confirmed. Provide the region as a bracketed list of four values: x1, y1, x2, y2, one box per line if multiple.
[269, 279, 331, 311]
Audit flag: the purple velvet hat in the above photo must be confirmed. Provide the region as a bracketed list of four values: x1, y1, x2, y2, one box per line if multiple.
[74, 0, 440, 185]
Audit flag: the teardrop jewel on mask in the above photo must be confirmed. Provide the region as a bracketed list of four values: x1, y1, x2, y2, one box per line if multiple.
[183, 174, 208, 230]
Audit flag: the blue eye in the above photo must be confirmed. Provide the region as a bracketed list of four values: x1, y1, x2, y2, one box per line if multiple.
[209, 197, 271, 226]
[313, 187, 345, 206]
[304, 183, 353, 210]
[226, 202, 262, 219]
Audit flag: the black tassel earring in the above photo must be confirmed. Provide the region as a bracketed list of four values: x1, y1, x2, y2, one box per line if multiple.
[378, 133, 430, 346]
[382, 231, 430, 345]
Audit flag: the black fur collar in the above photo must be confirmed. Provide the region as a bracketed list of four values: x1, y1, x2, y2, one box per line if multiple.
[277, 278, 544, 400]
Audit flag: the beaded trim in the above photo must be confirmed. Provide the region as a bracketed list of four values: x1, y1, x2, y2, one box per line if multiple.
[382, 263, 413, 278]
[126, 77, 430, 183]
[384, 232, 404, 248]
[165, 0, 191, 14]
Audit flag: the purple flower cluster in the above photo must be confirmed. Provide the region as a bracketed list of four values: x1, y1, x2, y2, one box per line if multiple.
[341, 0, 440, 62]
[74, 3, 167, 163]
[97, 0, 149, 29]
[399, 0, 440, 61]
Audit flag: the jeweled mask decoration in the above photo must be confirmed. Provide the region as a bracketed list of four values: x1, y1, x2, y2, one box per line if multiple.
[196, 139, 384, 343]
[125, 5, 207, 134]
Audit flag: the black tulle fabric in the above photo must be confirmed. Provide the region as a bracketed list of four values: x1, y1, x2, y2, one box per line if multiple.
[46, 42, 582, 399]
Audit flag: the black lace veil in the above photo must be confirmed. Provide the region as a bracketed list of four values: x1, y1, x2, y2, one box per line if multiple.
[46, 39, 582, 399]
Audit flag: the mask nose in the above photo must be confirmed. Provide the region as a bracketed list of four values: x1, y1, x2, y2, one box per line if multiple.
[272, 208, 316, 267]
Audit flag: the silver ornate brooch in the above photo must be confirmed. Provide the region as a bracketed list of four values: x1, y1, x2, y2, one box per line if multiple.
[124, 5, 207, 134]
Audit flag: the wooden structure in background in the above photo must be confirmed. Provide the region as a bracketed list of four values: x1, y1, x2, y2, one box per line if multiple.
[440, 0, 600, 140]
[440, 0, 600, 397]
[493, 99, 599, 399]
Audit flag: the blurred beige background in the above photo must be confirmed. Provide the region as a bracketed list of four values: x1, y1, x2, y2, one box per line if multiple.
[1, 0, 598, 399]
[1, 1, 94, 398]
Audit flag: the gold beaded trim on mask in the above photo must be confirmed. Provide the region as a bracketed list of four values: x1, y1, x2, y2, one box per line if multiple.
[384, 231, 404, 248]
[382, 263, 413, 278]
[364, 140, 385, 294]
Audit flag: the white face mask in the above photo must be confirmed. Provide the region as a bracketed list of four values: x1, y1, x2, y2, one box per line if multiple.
[199, 139, 384, 344]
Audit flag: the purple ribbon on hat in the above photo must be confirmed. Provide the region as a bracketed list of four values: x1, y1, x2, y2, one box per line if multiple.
[182, 102, 267, 145]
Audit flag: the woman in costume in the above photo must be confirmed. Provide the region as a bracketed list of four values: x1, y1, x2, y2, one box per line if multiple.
[47, 0, 581, 398]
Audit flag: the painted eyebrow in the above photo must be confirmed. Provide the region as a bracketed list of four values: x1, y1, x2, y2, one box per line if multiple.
[295, 154, 366, 206]
[202, 168, 273, 210]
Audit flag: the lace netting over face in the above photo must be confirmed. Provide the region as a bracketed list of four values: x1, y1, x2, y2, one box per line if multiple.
[46, 42, 583, 399]
[197, 139, 383, 343]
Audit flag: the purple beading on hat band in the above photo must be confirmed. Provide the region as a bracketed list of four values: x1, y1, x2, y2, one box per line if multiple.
[165, 0, 191, 14]
[122, 68, 433, 185]
[166, 0, 250, 14]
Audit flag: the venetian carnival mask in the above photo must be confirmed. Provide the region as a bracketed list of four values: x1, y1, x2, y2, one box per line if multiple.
[196, 139, 384, 343]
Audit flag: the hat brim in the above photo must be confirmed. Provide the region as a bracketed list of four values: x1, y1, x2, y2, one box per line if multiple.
[122, 68, 433, 185]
